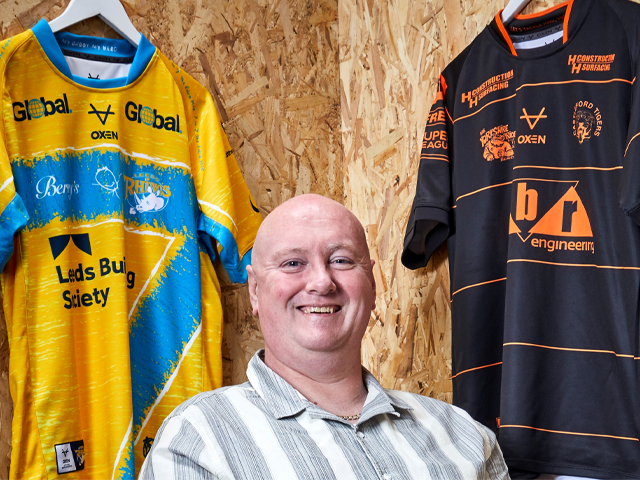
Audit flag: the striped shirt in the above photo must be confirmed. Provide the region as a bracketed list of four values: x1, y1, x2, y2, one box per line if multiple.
[139, 351, 509, 480]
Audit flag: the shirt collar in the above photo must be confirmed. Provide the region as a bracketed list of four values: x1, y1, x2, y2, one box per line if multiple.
[246, 349, 412, 423]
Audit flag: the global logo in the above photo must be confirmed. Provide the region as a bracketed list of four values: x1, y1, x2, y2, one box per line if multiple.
[13, 94, 71, 122]
[124, 101, 181, 133]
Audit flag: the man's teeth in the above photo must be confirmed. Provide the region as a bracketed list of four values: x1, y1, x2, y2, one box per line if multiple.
[304, 306, 336, 313]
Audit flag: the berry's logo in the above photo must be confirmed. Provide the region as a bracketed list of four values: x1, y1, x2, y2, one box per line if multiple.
[480, 124, 515, 162]
[12, 94, 71, 122]
[573, 101, 602, 144]
[125, 101, 181, 133]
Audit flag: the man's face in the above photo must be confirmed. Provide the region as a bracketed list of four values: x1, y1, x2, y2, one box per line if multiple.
[247, 201, 376, 358]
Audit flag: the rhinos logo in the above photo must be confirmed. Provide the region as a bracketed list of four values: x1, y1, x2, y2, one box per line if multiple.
[124, 174, 171, 215]
[573, 101, 602, 144]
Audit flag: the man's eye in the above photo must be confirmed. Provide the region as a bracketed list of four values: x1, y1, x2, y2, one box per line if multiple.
[284, 261, 301, 267]
[332, 258, 353, 265]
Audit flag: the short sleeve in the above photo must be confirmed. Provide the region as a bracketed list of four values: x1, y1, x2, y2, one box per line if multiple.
[190, 91, 261, 283]
[401, 75, 452, 269]
[0, 79, 29, 270]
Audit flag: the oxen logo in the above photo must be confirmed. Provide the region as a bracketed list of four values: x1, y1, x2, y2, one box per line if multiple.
[480, 124, 515, 162]
[573, 101, 602, 144]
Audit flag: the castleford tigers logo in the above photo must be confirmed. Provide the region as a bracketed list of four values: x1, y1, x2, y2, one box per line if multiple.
[568, 54, 615, 74]
[480, 125, 515, 162]
[573, 101, 602, 144]
[510, 179, 595, 254]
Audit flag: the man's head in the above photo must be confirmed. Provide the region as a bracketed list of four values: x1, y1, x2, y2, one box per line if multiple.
[247, 194, 376, 366]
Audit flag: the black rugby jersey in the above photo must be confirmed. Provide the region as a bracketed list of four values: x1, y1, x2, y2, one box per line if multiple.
[403, 0, 640, 477]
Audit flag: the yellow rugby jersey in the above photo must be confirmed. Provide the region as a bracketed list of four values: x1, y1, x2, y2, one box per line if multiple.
[0, 20, 261, 479]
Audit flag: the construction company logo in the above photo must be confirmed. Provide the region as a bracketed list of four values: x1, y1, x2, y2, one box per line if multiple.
[124, 173, 171, 215]
[510, 179, 594, 254]
[55, 440, 85, 474]
[12, 94, 71, 122]
[461, 70, 513, 108]
[568, 54, 615, 74]
[49, 233, 136, 310]
[518, 107, 547, 144]
[572, 101, 602, 144]
[480, 124, 515, 162]
[125, 101, 181, 134]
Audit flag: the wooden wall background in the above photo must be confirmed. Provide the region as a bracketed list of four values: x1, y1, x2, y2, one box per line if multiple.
[0, 0, 564, 476]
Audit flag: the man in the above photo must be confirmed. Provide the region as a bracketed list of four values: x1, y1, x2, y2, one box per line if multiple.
[140, 194, 509, 480]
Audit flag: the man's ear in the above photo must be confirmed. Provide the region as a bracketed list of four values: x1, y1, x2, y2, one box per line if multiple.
[247, 265, 259, 316]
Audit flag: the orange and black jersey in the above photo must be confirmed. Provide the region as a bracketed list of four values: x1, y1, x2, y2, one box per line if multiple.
[403, 0, 640, 477]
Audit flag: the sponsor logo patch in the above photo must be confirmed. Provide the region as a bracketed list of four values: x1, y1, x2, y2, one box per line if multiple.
[573, 101, 602, 144]
[568, 54, 615, 74]
[13, 94, 71, 122]
[55, 440, 85, 474]
[480, 124, 515, 162]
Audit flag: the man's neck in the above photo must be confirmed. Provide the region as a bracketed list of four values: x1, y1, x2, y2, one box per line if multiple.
[263, 348, 368, 419]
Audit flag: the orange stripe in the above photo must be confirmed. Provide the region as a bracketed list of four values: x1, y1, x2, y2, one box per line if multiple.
[454, 94, 517, 123]
[516, 78, 633, 91]
[504, 342, 640, 360]
[624, 131, 640, 156]
[451, 205, 456, 209]
[515, 0, 570, 19]
[430, 107, 445, 112]
[456, 178, 575, 202]
[507, 258, 640, 271]
[495, 12, 517, 56]
[562, 0, 574, 43]
[453, 79, 632, 124]
[513, 165, 622, 171]
[456, 181, 512, 202]
[420, 155, 449, 163]
[500, 424, 639, 442]
[452, 277, 507, 297]
[425, 122, 447, 127]
[422, 153, 448, 158]
[452, 362, 502, 379]
[445, 106, 453, 123]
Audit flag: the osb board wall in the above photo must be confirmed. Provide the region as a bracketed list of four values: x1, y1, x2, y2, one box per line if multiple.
[0, 0, 339, 476]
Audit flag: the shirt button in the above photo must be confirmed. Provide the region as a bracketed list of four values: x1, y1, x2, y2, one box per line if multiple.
[357, 431, 365, 439]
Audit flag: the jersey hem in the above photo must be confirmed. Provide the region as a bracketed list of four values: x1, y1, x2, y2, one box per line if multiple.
[505, 457, 640, 479]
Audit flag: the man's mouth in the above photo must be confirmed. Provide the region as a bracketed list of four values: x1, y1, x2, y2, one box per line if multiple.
[298, 306, 341, 314]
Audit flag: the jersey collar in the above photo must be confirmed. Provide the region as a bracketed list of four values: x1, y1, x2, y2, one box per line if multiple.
[31, 19, 156, 89]
[490, 0, 592, 59]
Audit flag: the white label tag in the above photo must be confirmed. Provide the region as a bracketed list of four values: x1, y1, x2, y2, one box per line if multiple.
[55, 443, 78, 474]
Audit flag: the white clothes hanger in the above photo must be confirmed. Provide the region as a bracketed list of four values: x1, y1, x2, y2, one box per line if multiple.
[49, 0, 141, 47]
[501, 0, 532, 24]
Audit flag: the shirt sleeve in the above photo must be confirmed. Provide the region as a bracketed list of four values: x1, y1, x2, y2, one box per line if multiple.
[401, 75, 453, 269]
[190, 90, 262, 284]
[0, 77, 29, 270]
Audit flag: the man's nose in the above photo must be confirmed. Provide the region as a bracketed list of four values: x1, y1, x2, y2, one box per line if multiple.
[306, 263, 337, 295]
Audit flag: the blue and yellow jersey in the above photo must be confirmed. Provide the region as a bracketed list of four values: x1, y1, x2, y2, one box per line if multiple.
[0, 20, 261, 479]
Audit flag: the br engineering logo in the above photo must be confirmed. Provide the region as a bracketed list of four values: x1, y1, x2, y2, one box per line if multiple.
[12, 94, 71, 121]
[510, 179, 595, 254]
[125, 101, 181, 133]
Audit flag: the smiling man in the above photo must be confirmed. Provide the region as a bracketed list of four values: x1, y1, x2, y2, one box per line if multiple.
[140, 194, 509, 480]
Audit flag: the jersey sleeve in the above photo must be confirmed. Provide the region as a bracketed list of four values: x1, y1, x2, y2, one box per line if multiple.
[190, 91, 262, 283]
[401, 75, 453, 269]
[0, 52, 29, 270]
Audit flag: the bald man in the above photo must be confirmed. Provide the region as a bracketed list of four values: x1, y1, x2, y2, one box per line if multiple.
[140, 194, 509, 480]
